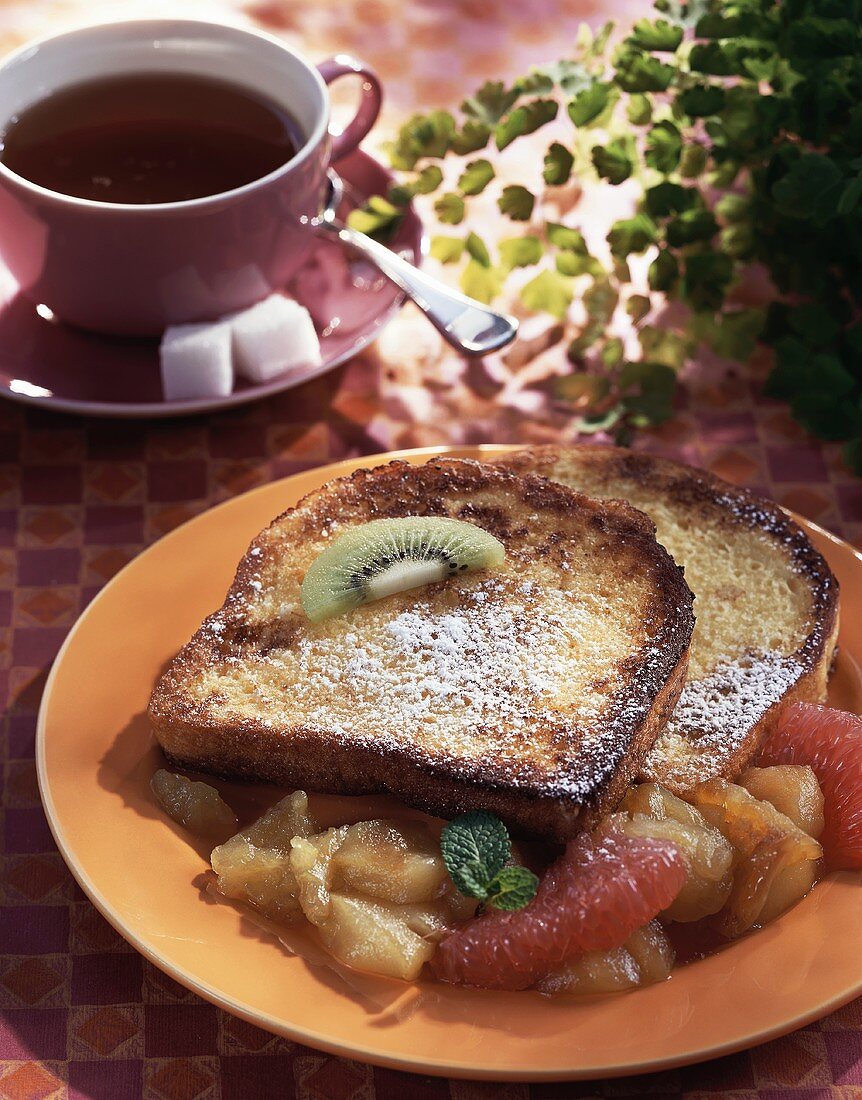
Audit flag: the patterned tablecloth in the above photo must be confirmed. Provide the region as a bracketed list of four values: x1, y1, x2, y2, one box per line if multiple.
[1, 0, 862, 1097]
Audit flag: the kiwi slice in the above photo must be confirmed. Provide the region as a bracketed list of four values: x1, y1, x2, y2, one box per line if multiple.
[301, 516, 505, 622]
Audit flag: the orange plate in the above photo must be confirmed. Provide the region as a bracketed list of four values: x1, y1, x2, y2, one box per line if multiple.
[37, 445, 862, 1081]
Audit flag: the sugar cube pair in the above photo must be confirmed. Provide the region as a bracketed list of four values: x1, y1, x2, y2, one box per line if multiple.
[160, 294, 322, 402]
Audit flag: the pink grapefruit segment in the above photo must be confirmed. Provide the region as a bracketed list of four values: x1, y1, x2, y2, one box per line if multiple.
[759, 702, 862, 870]
[432, 831, 686, 990]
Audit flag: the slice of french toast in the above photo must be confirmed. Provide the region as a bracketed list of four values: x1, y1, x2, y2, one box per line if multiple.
[497, 445, 839, 792]
[149, 458, 695, 841]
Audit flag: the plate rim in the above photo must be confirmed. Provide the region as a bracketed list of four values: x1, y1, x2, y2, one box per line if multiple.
[0, 149, 424, 420]
[35, 443, 862, 1081]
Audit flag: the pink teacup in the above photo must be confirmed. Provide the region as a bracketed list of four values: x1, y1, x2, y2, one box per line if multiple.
[0, 20, 381, 336]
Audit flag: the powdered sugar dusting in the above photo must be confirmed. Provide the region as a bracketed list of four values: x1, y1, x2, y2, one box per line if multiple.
[239, 575, 649, 798]
[645, 650, 803, 787]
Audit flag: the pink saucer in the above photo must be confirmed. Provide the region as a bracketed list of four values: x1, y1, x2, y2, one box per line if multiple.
[0, 150, 422, 418]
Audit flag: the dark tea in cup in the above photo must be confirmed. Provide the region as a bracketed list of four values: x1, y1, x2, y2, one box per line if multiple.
[0, 71, 303, 204]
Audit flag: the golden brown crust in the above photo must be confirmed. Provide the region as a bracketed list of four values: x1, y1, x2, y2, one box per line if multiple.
[497, 444, 840, 789]
[149, 457, 696, 841]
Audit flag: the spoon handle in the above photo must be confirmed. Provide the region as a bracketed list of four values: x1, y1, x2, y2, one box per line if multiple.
[318, 217, 518, 357]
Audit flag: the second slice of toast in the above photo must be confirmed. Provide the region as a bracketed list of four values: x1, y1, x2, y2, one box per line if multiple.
[149, 458, 695, 840]
[497, 445, 840, 792]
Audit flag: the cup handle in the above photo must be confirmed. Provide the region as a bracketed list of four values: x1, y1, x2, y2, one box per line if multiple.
[317, 54, 382, 162]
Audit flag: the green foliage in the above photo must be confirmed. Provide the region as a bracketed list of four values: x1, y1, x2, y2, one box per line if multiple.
[440, 812, 538, 910]
[357, 0, 862, 471]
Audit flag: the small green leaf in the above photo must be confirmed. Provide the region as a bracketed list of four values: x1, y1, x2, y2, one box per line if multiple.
[388, 165, 443, 205]
[498, 185, 535, 221]
[601, 336, 625, 367]
[679, 85, 726, 117]
[346, 197, 403, 238]
[458, 159, 495, 196]
[648, 249, 679, 292]
[520, 269, 573, 319]
[440, 811, 510, 899]
[592, 137, 634, 184]
[838, 173, 862, 216]
[621, 360, 677, 425]
[628, 17, 684, 51]
[639, 325, 692, 369]
[679, 144, 709, 178]
[666, 209, 718, 246]
[772, 154, 843, 224]
[434, 192, 466, 225]
[681, 251, 733, 311]
[627, 294, 652, 323]
[607, 214, 658, 258]
[556, 251, 604, 277]
[462, 81, 519, 126]
[715, 193, 750, 224]
[543, 142, 575, 185]
[644, 182, 698, 216]
[460, 259, 503, 304]
[547, 223, 588, 252]
[627, 93, 652, 125]
[584, 279, 619, 324]
[496, 99, 558, 149]
[451, 120, 491, 156]
[465, 232, 491, 267]
[486, 865, 539, 911]
[429, 235, 465, 264]
[567, 83, 614, 127]
[614, 49, 676, 93]
[645, 120, 682, 173]
[499, 236, 543, 272]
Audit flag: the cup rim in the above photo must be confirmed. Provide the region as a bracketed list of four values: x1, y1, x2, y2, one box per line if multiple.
[0, 17, 331, 214]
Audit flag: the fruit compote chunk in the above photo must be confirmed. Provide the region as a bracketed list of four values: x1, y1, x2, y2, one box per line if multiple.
[537, 921, 674, 995]
[738, 765, 824, 839]
[617, 783, 734, 922]
[210, 790, 316, 921]
[686, 778, 822, 937]
[212, 801, 473, 982]
[151, 769, 238, 842]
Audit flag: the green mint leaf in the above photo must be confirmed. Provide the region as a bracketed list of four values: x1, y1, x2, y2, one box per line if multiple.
[465, 231, 491, 267]
[387, 110, 456, 169]
[689, 41, 737, 76]
[592, 137, 634, 184]
[644, 181, 698, 216]
[648, 249, 679, 293]
[451, 120, 491, 156]
[498, 185, 535, 221]
[486, 865, 539, 911]
[520, 269, 573, 319]
[543, 142, 574, 185]
[626, 294, 652, 323]
[715, 193, 750, 224]
[679, 144, 709, 178]
[628, 17, 684, 52]
[499, 235, 543, 272]
[679, 85, 726, 117]
[457, 159, 495, 196]
[546, 223, 588, 252]
[429, 235, 465, 264]
[434, 192, 466, 225]
[440, 811, 511, 898]
[627, 93, 652, 125]
[567, 83, 614, 127]
[614, 49, 676, 93]
[639, 325, 692, 369]
[645, 120, 682, 173]
[459, 258, 503, 304]
[462, 81, 520, 126]
[607, 214, 658, 258]
[495, 99, 558, 150]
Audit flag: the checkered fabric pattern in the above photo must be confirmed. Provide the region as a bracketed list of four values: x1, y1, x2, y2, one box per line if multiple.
[1, 0, 862, 1097]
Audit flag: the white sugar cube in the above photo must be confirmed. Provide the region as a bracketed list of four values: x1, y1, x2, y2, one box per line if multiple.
[230, 294, 322, 384]
[159, 321, 233, 402]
